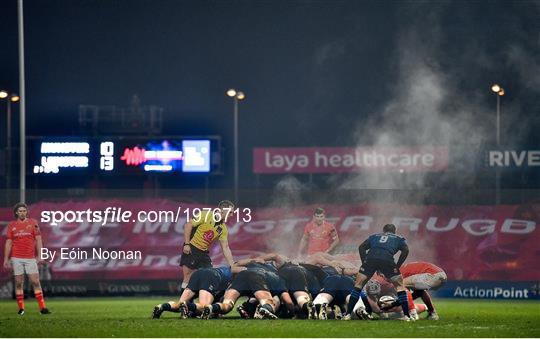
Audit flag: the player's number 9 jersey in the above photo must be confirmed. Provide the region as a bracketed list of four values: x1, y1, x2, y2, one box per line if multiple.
[367, 233, 406, 261]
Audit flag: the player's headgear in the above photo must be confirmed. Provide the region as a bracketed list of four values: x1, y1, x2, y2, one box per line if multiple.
[314, 207, 325, 215]
[13, 202, 28, 217]
[383, 223, 396, 234]
[366, 279, 381, 295]
[218, 200, 235, 209]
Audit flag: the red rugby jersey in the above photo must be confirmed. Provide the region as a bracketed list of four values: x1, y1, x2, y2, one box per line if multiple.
[7, 218, 41, 259]
[303, 220, 338, 255]
[400, 261, 444, 278]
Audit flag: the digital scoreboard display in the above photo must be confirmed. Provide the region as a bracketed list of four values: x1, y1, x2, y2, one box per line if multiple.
[29, 137, 218, 175]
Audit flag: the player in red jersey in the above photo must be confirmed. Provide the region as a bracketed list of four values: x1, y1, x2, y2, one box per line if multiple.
[298, 207, 339, 256]
[365, 261, 446, 320]
[401, 261, 447, 289]
[3, 203, 51, 315]
[364, 274, 421, 320]
[400, 261, 446, 320]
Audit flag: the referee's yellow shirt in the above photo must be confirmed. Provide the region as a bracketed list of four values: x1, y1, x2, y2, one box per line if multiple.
[188, 211, 228, 251]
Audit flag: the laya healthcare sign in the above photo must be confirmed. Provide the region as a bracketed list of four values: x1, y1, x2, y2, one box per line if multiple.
[253, 147, 449, 173]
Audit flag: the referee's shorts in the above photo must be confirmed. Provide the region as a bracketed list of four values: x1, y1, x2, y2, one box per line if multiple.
[180, 246, 212, 270]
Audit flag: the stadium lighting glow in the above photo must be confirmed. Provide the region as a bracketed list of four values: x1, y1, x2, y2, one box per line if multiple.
[226, 87, 246, 203]
[0, 90, 8, 99]
[491, 83, 505, 205]
[10, 95, 20, 102]
[227, 88, 246, 100]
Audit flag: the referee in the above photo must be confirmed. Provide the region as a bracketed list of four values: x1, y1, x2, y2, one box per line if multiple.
[180, 200, 235, 294]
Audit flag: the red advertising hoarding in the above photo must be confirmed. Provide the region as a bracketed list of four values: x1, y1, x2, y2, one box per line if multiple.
[1, 200, 538, 282]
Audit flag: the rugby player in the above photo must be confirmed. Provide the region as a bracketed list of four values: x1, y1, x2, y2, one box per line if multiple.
[372, 261, 446, 320]
[401, 261, 446, 320]
[345, 223, 411, 320]
[236, 259, 296, 319]
[277, 261, 321, 319]
[3, 203, 51, 315]
[235, 254, 334, 320]
[298, 207, 339, 256]
[202, 259, 292, 320]
[230, 258, 286, 319]
[370, 293, 429, 320]
[180, 200, 235, 294]
[259, 252, 348, 319]
[253, 252, 313, 319]
[152, 266, 235, 319]
[302, 252, 358, 276]
[308, 264, 353, 320]
[364, 274, 419, 320]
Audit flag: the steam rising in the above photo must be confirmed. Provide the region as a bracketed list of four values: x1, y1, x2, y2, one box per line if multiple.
[341, 2, 537, 190]
[263, 2, 539, 259]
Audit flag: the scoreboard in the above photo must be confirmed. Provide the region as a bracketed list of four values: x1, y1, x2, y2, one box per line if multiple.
[28, 136, 222, 175]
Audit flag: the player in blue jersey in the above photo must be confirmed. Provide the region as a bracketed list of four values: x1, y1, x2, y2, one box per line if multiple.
[313, 273, 355, 320]
[258, 252, 347, 319]
[344, 223, 412, 321]
[151, 266, 232, 319]
[201, 258, 293, 320]
[234, 261, 295, 319]
[241, 260, 294, 318]
[237, 252, 313, 319]
[302, 263, 351, 320]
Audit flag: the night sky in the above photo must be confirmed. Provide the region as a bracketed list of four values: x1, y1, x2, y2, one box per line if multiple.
[1, 0, 539, 189]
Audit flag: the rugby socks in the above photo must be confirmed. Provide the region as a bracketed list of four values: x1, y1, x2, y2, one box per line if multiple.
[407, 291, 415, 312]
[314, 304, 322, 315]
[300, 303, 309, 315]
[16, 293, 24, 310]
[261, 304, 274, 313]
[346, 287, 362, 314]
[407, 290, 418, 319]
[186, 302, 197, 313]
[313, 294, 328, 315]
[421, 290, 435, 313]
[35, 292, 46, 311]
[397, 290, 410, 317]
[211, 303, 221, 314]
[411, 290, 423, 299]
[160, 302, 180, 313]
[360, 290, 372, 315]
[243, 301, 257, 316]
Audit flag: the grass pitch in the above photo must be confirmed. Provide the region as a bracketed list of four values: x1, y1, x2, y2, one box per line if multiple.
[0, 298, 539, 337]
